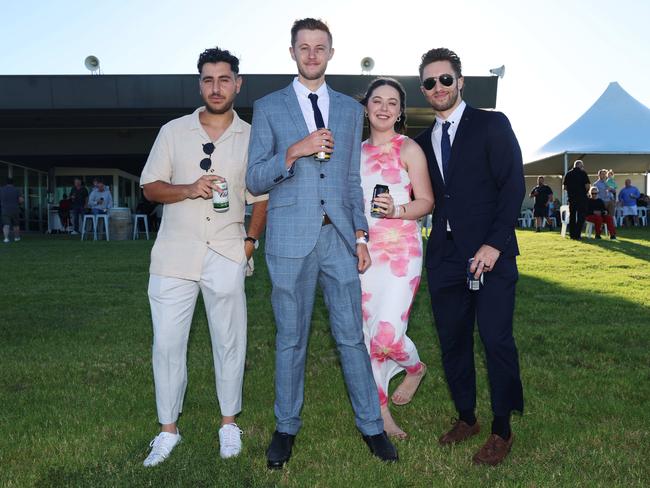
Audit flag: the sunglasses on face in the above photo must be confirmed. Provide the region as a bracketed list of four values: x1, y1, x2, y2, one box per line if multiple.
[200, 142, 215, 171]
[590, 192, 598, 195]
[422, 74, 455, 90]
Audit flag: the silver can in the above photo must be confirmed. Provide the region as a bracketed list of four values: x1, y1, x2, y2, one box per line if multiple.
[212, 180, 229, 212]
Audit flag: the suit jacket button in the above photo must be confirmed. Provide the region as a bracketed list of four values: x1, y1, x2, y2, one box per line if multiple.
[444, 194, 450, 199]
[321, 199, 325, 205]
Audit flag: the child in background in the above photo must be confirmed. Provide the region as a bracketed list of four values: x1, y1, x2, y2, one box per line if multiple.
[606, 169, 618, 198]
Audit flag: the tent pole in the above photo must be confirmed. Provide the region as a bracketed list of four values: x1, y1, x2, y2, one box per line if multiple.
[562, 152, 569, 205]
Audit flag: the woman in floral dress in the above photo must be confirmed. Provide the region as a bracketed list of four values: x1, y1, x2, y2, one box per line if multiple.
[359, 78, 434, 438]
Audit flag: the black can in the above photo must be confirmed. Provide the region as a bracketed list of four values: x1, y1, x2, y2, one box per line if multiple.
[466, 258, 484, 291]
[371, 184, 389, 218]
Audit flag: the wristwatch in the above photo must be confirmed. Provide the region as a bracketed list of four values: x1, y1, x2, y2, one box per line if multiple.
[355, 231, 369, 245]
[244, 236, 259, 250]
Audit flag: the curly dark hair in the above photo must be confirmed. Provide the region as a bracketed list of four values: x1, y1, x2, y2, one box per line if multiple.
[360, 77, 407, 134]
[418, 48, 462, 80]
[197, 47, 239, 75]
[291, 18, 332, 47]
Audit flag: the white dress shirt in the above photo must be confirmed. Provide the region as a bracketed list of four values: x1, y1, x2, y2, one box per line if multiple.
[431, 100, 466, 231]
[431, 100, 466, 182]
[292, 77, 330, 132]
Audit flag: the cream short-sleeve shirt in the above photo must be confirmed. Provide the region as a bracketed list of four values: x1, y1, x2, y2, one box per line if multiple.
[140, 108, 267, 281]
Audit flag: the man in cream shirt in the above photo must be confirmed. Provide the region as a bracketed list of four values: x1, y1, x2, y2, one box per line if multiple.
[140, 47, 267, 466]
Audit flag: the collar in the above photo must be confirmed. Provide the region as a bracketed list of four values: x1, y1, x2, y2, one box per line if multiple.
[292, 77, 328, 99]
[189, 106, 243, 134]
[435, 100, 466, 128]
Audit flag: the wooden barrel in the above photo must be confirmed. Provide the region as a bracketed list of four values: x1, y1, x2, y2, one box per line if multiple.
[108, 207, 132, 240]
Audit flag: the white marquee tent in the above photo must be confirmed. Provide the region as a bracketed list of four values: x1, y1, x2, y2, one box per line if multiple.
[524, 82, 650, 179]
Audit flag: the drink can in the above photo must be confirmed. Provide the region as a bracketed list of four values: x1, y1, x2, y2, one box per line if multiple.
[371, 184, 389, 218]
[466, 258, 484, 291]
[212, 180, 229, 212]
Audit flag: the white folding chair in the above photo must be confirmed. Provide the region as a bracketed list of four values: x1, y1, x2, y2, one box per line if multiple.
[637, 207, 648, 226]
[518, 209, 532, 228]
[560, 205, 570, 238]
[585, 220, 609, 238]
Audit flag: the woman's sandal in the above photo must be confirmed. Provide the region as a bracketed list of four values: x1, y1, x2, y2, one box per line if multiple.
[391, 363, 427, 406]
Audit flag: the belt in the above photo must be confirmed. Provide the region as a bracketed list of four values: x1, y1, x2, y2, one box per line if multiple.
[322, 214, 332, 226]
[446, 231, 453, 240]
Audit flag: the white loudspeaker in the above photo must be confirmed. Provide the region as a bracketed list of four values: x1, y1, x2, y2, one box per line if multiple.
[489, 65, 505, 78]
[84, 56, 100, 73]
[360, 57, 375, 73]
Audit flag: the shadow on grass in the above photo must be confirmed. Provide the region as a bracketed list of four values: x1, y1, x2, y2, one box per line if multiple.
[578, 231, 650, 263]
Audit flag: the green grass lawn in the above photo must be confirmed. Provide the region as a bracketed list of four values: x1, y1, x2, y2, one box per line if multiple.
[1, 228, 649, 487]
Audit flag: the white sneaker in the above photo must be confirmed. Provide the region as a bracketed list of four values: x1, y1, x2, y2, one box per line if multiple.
[219, 423, 243, 459]
[70, 231, 79, 235]
[3, 238, 8, 243]
[14, 237, 20, 242]
[143, 431, 181, 467]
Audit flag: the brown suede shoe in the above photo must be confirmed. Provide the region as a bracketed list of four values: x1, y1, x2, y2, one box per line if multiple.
[472, 433, 514, 466]
[438, 419, 480, 446]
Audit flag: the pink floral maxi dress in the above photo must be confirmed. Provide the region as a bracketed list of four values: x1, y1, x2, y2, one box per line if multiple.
[359, 135, 423, 407]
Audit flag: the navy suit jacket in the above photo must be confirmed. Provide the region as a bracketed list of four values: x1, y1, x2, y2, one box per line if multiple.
[414, 105, 525, 270]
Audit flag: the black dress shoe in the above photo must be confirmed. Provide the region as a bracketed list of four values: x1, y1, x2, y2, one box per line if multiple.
[362, 431, 398, 462]
[266, 431, 295, 469]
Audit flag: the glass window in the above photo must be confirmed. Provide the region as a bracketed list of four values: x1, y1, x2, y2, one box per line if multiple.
[119, 176, 134, 209]
[0, 162, 8, 185]
[55, 176, 77, 202]
[27, 170, 41, 231]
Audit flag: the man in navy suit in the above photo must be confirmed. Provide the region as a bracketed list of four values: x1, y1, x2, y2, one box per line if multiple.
[414, 48, 525, 466]
[247, 18, 396, 469]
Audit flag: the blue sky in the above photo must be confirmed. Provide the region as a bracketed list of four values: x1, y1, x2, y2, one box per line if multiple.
[2, 0, 649, 159]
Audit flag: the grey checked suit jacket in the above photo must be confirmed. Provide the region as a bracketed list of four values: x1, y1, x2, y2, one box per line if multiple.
[246, 83, 368, 258]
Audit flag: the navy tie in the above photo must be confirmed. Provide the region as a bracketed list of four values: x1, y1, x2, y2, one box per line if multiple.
[441, 121, 451, 180]
[308, 93, 326, 129]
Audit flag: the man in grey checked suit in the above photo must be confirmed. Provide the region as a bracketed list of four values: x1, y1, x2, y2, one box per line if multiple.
[246, 18, 397, 468]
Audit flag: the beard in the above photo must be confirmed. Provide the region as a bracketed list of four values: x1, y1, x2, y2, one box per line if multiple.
[430, 86, 460, 112]
[297, 62, 327, 81]
[203, 97, 234, 115]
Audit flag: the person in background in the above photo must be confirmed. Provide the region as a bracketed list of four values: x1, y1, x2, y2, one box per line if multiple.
[618, 179, 640, 227]
[0, 177, 24, 243]
[605, 169, 617, 198]
[358, 77, 434, 439]
[586, 186, 616, 240]
[529, 176, 553, 232]
[594, 169, 616, 219]
[92, 177, 110, 193]
[69, 177, 88, 235]
[563, 160, 590, 240]
[58, 193, 72, 231]
[88, 178, 113, 214]
[637, 193, 648, 208]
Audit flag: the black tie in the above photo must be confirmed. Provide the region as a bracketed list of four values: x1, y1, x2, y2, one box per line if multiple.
[441, 121, 451, 180]
[308, 93, 326, 129]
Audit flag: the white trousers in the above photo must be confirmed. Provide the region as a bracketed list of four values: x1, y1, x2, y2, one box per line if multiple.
[148, 250, 247, 424]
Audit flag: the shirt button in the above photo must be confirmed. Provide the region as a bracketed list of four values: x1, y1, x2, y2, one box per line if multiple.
[206, 241, 210, 245]
[320, 173, 325, 178]
[321, 199, 325, 205]
[206, 216, 210, 221]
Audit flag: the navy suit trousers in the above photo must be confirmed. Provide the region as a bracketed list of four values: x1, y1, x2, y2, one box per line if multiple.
[427, 238, 524, 416]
